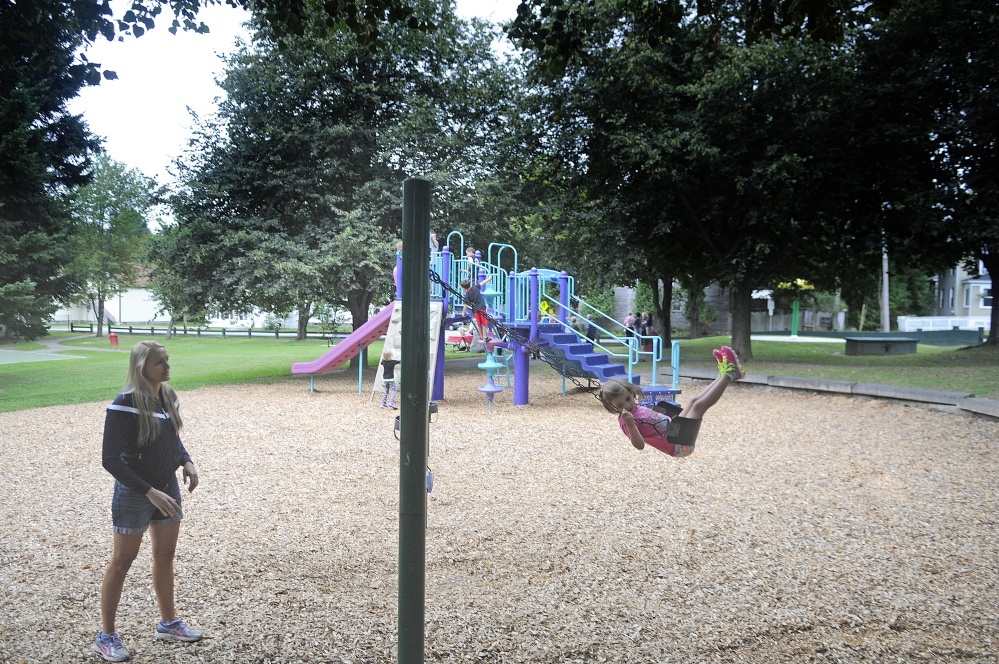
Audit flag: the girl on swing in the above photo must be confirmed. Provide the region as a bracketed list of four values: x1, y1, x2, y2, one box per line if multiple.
[598, 346, 744, 457]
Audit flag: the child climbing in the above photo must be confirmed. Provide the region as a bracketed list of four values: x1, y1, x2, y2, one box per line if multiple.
[380, 349, 400, 409]
[461, 273, 494, 341]
[598, 345, 745, 457]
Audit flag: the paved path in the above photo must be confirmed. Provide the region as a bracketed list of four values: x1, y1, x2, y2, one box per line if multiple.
[0, 335, 126, 364]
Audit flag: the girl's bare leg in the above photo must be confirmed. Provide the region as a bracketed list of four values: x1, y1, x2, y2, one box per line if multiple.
[678, 375, 733, 420]
[149, 521, 181, 623]
[101, 533, 143, 634]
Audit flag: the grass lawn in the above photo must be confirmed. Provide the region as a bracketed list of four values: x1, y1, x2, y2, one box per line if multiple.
[0, 334, 480, 413]
[2, 332, 996, 412]
[678, 336, 999, 400]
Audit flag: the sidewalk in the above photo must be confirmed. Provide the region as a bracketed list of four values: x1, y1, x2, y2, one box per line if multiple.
[0, 334, 132, 365]
[676, 366, 999, 420]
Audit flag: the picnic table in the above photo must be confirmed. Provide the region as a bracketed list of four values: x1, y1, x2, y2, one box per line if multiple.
[446, 333, 474, 352]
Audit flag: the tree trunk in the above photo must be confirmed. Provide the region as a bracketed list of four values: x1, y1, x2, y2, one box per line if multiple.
[96, 298, 105, 337]
[651, 277, 673, 350]
[730, 280, 754, 361]
[687, 289, 702, 339]
[981, 248, 998, 347]
[165, 316, 175, 341]
[347, 291, 374, 369]
[297, 302, 312, 341]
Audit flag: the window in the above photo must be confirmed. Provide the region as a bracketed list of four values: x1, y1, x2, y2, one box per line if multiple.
[938, 288, 945, 308]
[964, 286, 971, 308]
[949, 288, 954, 309]
[983, 288, 994, 309]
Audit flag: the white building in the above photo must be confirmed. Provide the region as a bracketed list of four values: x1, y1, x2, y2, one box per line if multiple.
[897, 261, 992, 332]
[51, 287, 165, 325]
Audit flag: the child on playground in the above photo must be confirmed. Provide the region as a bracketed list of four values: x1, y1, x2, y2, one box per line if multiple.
[380, 349, 400, 409]
[461, 273, 494, 340]
[598, 345, 744, 457]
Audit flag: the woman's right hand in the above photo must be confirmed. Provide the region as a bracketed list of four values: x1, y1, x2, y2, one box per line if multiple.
[146, 486, 180, 517]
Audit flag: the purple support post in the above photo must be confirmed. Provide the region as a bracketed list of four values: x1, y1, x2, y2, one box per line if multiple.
[432, 247, 451, 401]
[395, 250, 403, 301]
[529, 268, 539, 343]
[514, 268, 539, 406]
[558, 271, 569, 324]
[507, 272, 516, 321]
[441, 246, 451, 301]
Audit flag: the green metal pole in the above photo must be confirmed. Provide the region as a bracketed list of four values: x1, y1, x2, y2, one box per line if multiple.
[399, 177, 431, 664]
[791, 296, 800, 337]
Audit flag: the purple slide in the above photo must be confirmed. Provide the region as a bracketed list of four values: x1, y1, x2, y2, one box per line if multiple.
[291, 303, 395, 375]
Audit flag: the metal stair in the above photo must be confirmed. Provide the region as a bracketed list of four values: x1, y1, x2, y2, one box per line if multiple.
[536, 325, 627, 382]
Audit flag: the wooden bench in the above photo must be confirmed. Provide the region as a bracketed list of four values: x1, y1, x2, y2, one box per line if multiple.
[844, 337, 918, 356]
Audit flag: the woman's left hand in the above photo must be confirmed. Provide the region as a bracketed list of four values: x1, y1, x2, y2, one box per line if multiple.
[183, 462, 199, 492]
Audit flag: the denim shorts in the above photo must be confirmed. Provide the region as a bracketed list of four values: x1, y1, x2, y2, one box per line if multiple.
[111, 476, 182, 535]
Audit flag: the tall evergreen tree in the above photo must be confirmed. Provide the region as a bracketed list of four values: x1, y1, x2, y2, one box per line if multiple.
[0, 1, 100, 340]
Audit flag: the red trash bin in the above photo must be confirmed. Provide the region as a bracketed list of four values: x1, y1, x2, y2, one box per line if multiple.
[109, 332, 118, 347]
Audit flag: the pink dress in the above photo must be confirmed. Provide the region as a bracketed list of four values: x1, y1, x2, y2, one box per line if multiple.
[619, 404, 694, 458]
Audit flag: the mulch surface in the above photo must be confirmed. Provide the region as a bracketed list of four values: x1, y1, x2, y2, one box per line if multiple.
[2, 366, 997, 663]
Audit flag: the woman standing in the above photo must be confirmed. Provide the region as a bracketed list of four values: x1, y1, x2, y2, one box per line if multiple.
[94, 341, 202, 662]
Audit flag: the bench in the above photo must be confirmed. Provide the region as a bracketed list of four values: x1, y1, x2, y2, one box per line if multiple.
[844, 337, 918, 356]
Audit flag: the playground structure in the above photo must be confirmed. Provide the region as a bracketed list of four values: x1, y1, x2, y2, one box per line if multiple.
[477, 338, 505, 409]
[291, 181, 686, 664]
[291, 230, 682, 406]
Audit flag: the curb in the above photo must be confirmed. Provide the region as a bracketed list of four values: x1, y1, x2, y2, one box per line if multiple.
[676, 368, 998, 421]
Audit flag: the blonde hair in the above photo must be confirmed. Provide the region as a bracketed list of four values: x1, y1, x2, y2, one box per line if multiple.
[597, 378, 644, 414]
[382, 348, 393, 361]
[123, 341, 182, 446]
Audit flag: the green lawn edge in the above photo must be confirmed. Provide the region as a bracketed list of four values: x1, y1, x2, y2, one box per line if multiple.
[1, 333, 996, 412]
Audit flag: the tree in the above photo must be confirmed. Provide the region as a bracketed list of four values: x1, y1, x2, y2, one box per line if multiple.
[1, 0, 440, 341]
[513, 0, 956, 360]
[0, 2, 101, 340]
[866, 0, 999, 344]
[68, 156, 156, 336]
[146, 223, 213, 340]
[167, 1, 517, 346]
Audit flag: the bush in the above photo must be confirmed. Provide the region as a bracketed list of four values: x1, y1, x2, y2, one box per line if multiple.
[262, 314, 285, 331]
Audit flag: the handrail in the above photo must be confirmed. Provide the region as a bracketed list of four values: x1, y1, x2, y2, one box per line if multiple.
[540, 292, 673, 386]
[487, 242, 518, 276]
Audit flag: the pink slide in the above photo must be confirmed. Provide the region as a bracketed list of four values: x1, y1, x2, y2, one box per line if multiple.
[291, 303, 395, 375]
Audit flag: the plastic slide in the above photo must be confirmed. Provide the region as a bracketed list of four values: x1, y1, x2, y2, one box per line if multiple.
[291, 303, 395, 375]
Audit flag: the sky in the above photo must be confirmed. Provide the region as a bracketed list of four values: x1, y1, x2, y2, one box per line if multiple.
[67, 0, 521, 187]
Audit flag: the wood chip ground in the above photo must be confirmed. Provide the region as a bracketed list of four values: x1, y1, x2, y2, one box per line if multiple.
[2, 364, 997, 663]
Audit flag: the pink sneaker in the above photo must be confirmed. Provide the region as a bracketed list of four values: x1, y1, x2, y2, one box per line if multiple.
[714, 346, 744, 381]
